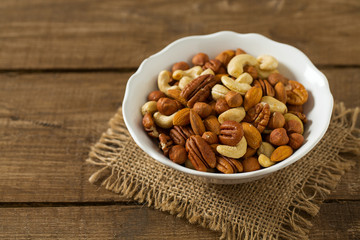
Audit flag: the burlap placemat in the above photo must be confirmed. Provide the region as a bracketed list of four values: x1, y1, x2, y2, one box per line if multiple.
[87, 102, 359, 239]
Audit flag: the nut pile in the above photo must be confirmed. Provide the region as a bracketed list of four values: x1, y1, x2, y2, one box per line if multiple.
[141, 48, 308, 173]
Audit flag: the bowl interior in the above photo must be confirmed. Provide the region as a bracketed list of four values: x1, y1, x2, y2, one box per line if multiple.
[122, 32, 333, 183]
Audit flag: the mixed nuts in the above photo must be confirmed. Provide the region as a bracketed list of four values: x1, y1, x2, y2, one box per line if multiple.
[141, 48, 308, 174]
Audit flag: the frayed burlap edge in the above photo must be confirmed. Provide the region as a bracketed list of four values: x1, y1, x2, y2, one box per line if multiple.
[87, 102, 359, 240]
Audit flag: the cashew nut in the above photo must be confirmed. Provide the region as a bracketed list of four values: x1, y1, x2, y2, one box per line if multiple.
[235, 72, 253, 84]
[258, 154, 276, 168]
[153, 111, 177, 129]
[211, 84, 230, 100]
[141, 101, 158, 116]
[284, 113, 304, 134]
[227, 54, 258, 78]
[221, 75, 251, 95]
[257, 55, 278, 71]
[179, 76, 193, 90]
[257, 142, 275, 158]
[256, 66, 279, 79]
[216, 136, 247, 158]
[261, 96, 288, 114]
[200, 68, 215, 76]
[218, 107, 246, 124]
[158, 70, 179, 95]
[172, 66, 203, 80]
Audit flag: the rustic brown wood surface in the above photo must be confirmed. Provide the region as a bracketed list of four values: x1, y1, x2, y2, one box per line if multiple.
[0, 0, 359, 239]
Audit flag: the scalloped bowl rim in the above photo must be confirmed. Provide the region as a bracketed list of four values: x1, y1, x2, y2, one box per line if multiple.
[122, 31, 333, 182]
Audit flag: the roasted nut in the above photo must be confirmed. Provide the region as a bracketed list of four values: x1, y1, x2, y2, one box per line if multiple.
[169, 145, 187, 164]
[284, 113, 304, 134]
[185, 158, 195, 169]
[241, 122, 262, 149]
[288, 133, 304, 150]
[268, 112, 286, 129]
[186, 135, 216, 171]
[159, 133, 173, 156]
[215, 50, 235, 66]
[254, 79, 275, 97]
[288, 111, 307, 124]
[216, 136, 247, 158]
[270, 145, 293, 162]
[243, 65, 258, 79]
[243, 147, 257, 158]
[286, 80, 308, 105]
[203, 59, 222, 73]
[216, 156, 243, 174]
[141, 101, 158, 116]
[172, 61, 190, 72]
[261, 96, 288, 114]
[170, 126, 194, 146]
[167, 89, 188, 106]
[235, 72, 253, 84]
[257, 142, 275, 158]
[287, 104, 303, 113]
[193, 102, 212, 118]
[258, 154, 276, 168]
[269, 128, 289, 146]
[173, 66, 203, 81]
[242, 157, 261, 172]
[274, 82, 287, 104]
[221, 75, 252, 95]
[158, 70, 180, 95]
[181, 74, 217, 108]
[147, 90, 166, 102]
[218, 107, 246, 124]
[215, 98, 230, 115]
[227, 54, 258, 78]
[243, 102, 270, 133]
[257, 55, 278, 71]
[219, 121, 244, 146]
[284, 119, 303, 134]
[204, 115, 221, 135]
[153, 111, 177, 129]
[202, 131, 218, 145]
[211, 84, 230, 100]
[236, 48, 246, 55]
[190, 109, 205, 136]
[225, 91, 243, 107]
[209, 101, 217, 116]
[142, 113, 159, 138]
[173, 108, 191, 126]
[244, 86, 263, 111]
[268, 73, 289, 86]
[200, 68, 215, 76]
[157, 97, 179, 116]
[192, 53, 209, 66]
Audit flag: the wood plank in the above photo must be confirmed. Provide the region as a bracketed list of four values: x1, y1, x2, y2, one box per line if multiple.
[0, 205, 220, 239]
[0, 68, 359, 203]
[0, 202, 359, 239]
[0, 0, 359, 69]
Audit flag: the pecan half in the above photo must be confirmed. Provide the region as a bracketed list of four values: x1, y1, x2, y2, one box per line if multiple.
[180, 74, 217, 108]
[159, 133, 173, 156]
[203, 59, 222, 73]
[185, 135, 216, 171]
[216, 156, 243, 174]
[243, 103, 270, 133]
[170, 126, 194, 146]
[286, 80, 308, 105]
[219, 121, 244, 146]
[253, 79, 275, 97]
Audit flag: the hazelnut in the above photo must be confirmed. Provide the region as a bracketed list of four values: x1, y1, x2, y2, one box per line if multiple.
[268, 112, 285, 129]
[235, 48, 246, 55]
[169, 145, 187, 164]
[243, 65, 258, 79]
[242, 157, 261, 172]
[172, 61, 190, 72]
[157, 98, 179, 116]
[215, 98, 230, 115]
[225, 91, 243, 108]
[288, 133, 304, 150]
[268, 73, 289, 86]
[147, 90, 166, 102]
[202, 131, 218, 145]
[284, 119, 302, 134]
[269, 128, 289, 146]
[193, 102, 212, 118]
[192, 53, 209, 66]
[215, 50, 235, 66]
[203, 59, 222, 73]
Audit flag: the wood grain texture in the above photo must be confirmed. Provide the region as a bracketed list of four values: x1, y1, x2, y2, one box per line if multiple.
[0, 0, 359, 69]
[0, 68, 359, 203]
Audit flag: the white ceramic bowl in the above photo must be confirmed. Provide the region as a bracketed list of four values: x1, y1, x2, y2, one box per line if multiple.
[122, 31, 333, 184]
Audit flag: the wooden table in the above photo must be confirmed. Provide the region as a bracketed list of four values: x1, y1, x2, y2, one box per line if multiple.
[0, 1, 359, 239]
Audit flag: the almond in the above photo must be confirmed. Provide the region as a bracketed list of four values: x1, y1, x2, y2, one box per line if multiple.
[270, 145, 293, 162]
[241, 122, 262, 149]
[190, 109, 205, 136]
[173, 108, 191, 126]
[167, 89, 187, 106]
[244, 86, 263, 111]
[203, 115, 221, 135]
